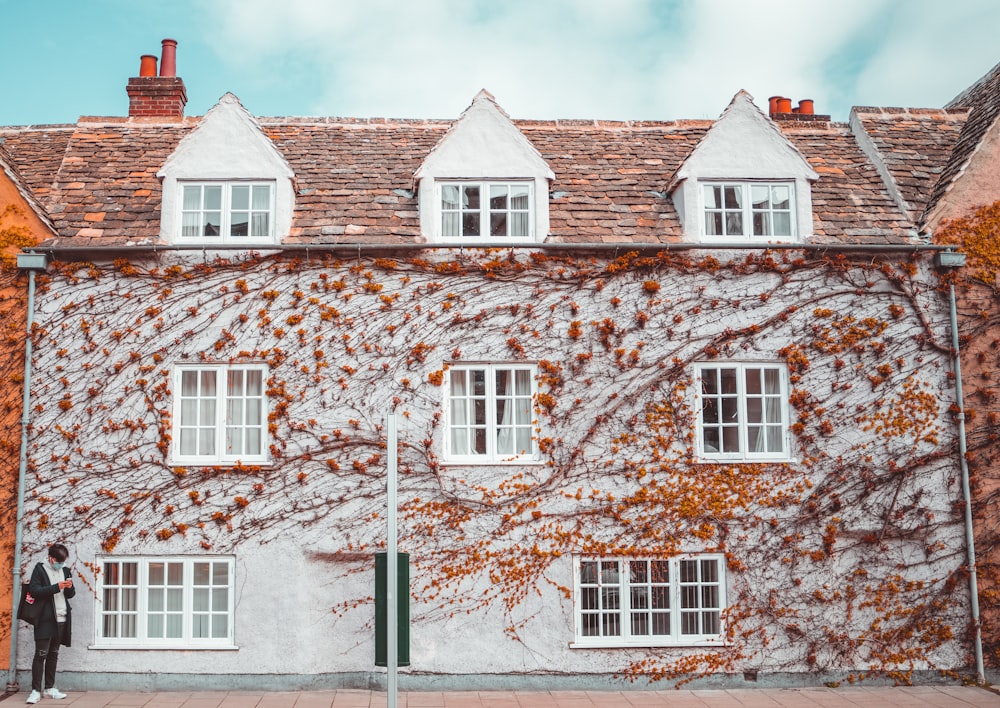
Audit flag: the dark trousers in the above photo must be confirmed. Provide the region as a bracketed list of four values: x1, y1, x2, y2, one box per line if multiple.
[31, 623, 64, 692]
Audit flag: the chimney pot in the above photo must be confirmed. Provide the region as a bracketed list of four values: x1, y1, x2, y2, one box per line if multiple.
[159, 38, 178, 77]
[768, 96, 781, 116]
[798, 99, 814, 115]
[776, 97, 792, 114]
[139, 54, 158, 77]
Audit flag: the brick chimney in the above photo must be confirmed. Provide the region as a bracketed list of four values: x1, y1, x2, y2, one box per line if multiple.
[767, 95, 829, 122]
[127, 39, 187, 118]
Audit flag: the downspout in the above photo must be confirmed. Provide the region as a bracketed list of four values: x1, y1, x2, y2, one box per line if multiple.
[938, 250, 984, 684]
[6, 252, 47, 693]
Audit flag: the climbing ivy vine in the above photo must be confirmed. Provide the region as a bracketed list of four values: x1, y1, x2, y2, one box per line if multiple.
[17, 246, 973, 684]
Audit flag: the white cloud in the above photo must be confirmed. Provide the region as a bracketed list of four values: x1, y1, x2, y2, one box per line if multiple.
[199, 0, 1000, 122]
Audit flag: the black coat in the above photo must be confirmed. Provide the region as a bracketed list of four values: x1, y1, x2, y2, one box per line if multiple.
[28, 562, 75, 646]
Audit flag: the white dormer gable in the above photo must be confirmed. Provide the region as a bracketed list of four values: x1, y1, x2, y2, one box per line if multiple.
[158, 93, 294, 244]
[415, 90, 554, 242]
[670, 91, 818, 242]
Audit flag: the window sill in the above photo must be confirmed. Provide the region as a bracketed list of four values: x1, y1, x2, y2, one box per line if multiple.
[89, 643, 238, 651]
[169, 461, 272, 469]
[695, 456, 796, 464]
[440, 458, 545, 467]
[570, 639, 725, 649]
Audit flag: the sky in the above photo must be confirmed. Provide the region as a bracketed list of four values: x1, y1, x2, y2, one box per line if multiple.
[2, 0, 999, 126]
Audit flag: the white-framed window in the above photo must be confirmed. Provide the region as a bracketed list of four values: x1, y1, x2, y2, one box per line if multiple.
[695, 362, 790, 461]
[180, 182, 275, 241]
[445, 363, 537, 462]
[702, 182, 794, 239]
[439, 181, 533, 240]
[173, 364, 268, 465]
[573, 555, 725, 647]
[96, 556, 235, 648]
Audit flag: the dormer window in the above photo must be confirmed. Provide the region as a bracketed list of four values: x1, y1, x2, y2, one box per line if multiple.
[703, 181, 794, 239]
[669, 92, 818, 244]
[440, 181, 533, 239]
[157, 94, 294, 246]
[415, 91, 554, 244]
[180, 182, 274, 240]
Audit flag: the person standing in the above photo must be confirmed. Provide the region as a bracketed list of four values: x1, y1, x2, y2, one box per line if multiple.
[26, 544, 75, 704]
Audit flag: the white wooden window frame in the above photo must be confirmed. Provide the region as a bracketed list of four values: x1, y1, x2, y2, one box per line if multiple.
[172, 364, 269, 465]
[438, 181, 535, 241]
[701, 181, 796, 241]
[695, 362, 791, 462]
[572, 555, 726, 648]
[444, 363, 538, 463]
[178, 181, 276, 243]
[94, 556, 235, 649]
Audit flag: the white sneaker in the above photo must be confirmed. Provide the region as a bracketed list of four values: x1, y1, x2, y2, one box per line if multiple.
[45, 688, 67, 700]
[26, 690, 40, 704]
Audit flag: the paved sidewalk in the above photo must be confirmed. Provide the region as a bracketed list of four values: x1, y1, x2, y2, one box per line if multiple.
[2, 686, 1000, 708]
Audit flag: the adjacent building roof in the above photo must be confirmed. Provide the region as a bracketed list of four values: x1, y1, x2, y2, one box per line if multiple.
[925, 60, 1000, 220]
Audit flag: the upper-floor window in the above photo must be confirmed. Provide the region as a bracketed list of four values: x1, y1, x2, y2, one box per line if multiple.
[696, 362, 790, 461]
[173, 364, 268, 465]
[180, 182, 274, 241]
[703, 182, 794, 239]
[440, 181, 533, 240]
[445, 363, 537, 462]
[96, 556, 235, 649]
[573, 555, 725, 647]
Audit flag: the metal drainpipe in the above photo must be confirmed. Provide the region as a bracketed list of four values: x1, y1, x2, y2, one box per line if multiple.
[6, 253, 47, 692]
[947, 272, 985, 684]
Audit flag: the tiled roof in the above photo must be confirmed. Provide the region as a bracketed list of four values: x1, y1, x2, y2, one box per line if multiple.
[850, 108, 967, 225]
[924, 60, 1000, 221]
[0, 111, 931, 247]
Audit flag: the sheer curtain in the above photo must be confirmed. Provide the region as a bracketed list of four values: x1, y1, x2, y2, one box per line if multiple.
[450, 370, 470, 455]
[748, 367, 782, 453]
[496, 369, 513, 454]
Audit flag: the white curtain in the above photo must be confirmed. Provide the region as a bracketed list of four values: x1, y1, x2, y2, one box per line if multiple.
[450, 370, 470, 455]
[496, 369, 514, 454]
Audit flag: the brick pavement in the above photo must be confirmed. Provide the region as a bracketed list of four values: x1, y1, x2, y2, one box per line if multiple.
[2, 686, 1000, 708]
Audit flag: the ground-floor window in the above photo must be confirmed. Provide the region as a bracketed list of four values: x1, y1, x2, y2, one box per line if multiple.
[96, 556, 235, 648]
[573, 555, 725, 647]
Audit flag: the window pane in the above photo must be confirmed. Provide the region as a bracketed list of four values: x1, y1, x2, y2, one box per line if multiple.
[489, 184, 508, 208]
[149, 563, 164, 585]
[194, 563, 210, 585]
[510, 184, 530, 209]
[490, 212, 507, 236]
[167, 614, 183, 638]
[723, 186, 741, 209]
[463, 185, 480, 210]
[231, 185, 250, 211]
[204, 186, 222, 210]
[231, 213, 249, 237]
[212, 615, 228, 638]
[751, 184, 770, 209]
[704, 185, 721, 209]
[182, 185, 201, 210]
[250, 213, 270, 237]
[771, 185, 790, 209]
[462, 212, 480, 236]
[442, 185, 460, 210]
[251, 184, 271, 210]
[148, 588, 164, 612]
[773, 212, 791, 236]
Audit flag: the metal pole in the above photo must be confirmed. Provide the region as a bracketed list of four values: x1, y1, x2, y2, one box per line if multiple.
[7, 266, 38, 691]
[949, 282, 984, 683]
[386, 413, 398, 708]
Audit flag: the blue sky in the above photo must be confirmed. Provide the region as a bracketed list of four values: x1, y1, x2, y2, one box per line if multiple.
[2, 0, 999, 126]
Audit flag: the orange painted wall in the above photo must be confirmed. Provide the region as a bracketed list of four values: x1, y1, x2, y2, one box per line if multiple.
[0, 173, 52, 673]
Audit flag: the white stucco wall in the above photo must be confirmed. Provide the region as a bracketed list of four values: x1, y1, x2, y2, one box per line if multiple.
[15, 248, 969, 690]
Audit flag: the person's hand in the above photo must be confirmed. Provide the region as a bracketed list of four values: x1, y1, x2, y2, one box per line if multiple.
[58, 579, 72, 590]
